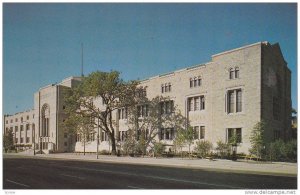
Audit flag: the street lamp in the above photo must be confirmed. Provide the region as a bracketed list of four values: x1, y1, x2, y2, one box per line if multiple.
[231, 143, 237, 161]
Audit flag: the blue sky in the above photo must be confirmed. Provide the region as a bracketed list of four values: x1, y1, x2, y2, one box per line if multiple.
[3, 3, 297, 115]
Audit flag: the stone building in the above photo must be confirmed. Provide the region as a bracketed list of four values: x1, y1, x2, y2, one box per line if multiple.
[3, 41, 292, 154]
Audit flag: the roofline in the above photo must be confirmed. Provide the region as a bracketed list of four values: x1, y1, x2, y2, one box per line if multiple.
[212, 41, 268, 58]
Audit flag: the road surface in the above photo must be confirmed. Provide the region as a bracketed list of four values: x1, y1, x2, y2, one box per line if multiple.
[3, 155, 297, 189]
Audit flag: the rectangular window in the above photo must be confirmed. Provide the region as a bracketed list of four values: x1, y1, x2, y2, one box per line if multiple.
[64, 142, 68, 146]
[236, 128, 242, 143]
[10, 119, 13, 123]
[20, 125, 24, 131]
[159, 128, 164, 140]
[194, 126, 199, 140]
[227, 89, 242, 114]
[200, 126, 205, 139]
[227, 128, 242, 143]
[195, 97, 200, 110]
[64, 133, 68, 138]
[26, 137, 30, 143]
[200, 96, 205, 110]
[6, 120, 8, 124]
[26, 124, 30, 131]
[161, 101, 173, 115]
[161, 85, 164, 93]
[15, 126, 18, 132]
[188, 98, 194, 111]
[228, 91, 235, 113]
[197, 78, 202, 86]
[20, 138, 24, 143]
[236, 90, 242, 112]
[15, 138, 18, 143]
[26, 115, 29, 120]
[15, 118, 18, 122]
[21, 117, 23, 123]
[190, 79, 193, 88]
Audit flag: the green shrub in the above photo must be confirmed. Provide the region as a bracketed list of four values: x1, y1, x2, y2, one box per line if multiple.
[153, 142, 165, 157]
[267, 139, 297, 162]
[215, 140, 230, 159]
[194, 140, 213, 158]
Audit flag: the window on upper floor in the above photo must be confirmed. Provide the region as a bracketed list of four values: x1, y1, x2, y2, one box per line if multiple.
[188, 96, 205, 111]
[15, 118, 18, 122]
[118, 107, 128, 119]
[226, 89, 242, 114]
[159, 128, 175, 140]
[190, 76, 202, 88]
[160, 100, 174, 115]
[21, 117, 23, 123]
[161, 83, 172, 93]
[26, 115, 29, 120]
[26, 124, 30, 131]
[5, 120, 8, 124]
[229, 67, 239, 79]
[137, 105, 149, 118]
[10, 119, 13, 123]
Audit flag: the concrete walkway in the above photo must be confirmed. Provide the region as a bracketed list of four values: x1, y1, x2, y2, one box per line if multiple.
[5, 152, 297, 177]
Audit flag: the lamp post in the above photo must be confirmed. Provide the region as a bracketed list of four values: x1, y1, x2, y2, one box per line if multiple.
[231, 143, 237, 161]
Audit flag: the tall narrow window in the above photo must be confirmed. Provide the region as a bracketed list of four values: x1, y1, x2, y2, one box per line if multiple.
[200, 126, 205, 139]
[195, 97, 200, 110]
[236, 90, 242, 112]
[161, 85, 164, 93]
[188, 98, 194, 111]
[235, 67, 239, 78]
[194, 126, 199, 140]
[190, 78, 193, 88]
[229, 68, 234, 79]
[200, 96, 205, 110]
[228, 91, 235, 113]
[197, 77, 202, 86]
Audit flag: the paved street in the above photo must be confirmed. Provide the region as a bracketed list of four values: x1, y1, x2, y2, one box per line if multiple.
[3, 155, 297, 189]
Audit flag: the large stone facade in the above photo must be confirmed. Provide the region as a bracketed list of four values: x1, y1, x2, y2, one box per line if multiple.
[3, 41, 291, 154]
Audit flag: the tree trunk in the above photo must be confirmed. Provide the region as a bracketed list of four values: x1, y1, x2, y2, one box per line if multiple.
[111, 136, 117, 155]
[84, 140, 86, 156]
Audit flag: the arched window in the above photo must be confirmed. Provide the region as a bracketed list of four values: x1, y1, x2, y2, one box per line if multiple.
[41, 104, 50, 137]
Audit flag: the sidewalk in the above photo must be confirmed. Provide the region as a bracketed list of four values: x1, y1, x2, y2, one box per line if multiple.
[5, 152, 297, 177]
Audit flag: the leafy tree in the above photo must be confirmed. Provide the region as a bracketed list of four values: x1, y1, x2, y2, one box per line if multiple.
[63, 114, 95, 155]
[64, 71, 139, 155]
[194, 140, 213, 158]
[127, 96, 188, 154]
[173, 128, 186, 158]
[249, 121, 267, 159]
[175, 126, 194, 158]
[3, 129, 14, 153]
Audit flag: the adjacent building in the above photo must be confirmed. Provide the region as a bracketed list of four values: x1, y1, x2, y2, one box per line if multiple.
[3, 41, 292, 154]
